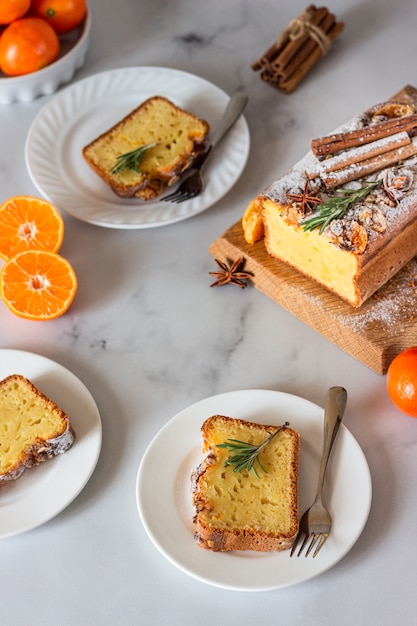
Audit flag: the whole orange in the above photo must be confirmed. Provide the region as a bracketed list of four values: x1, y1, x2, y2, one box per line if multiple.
[30, 0, 86, 34]
[386, 346, 417, 417]
[0, 0, 30, 25]
[0, 16, 60, 76]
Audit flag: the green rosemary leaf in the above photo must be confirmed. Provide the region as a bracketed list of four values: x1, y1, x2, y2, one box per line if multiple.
[216, 422, 290, 478]
[301, 180, 381, 234]
[110, 143, 157, 175]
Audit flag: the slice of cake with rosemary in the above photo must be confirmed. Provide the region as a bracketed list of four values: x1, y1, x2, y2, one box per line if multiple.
[191, 415, 300, 552]
[83, 96, 209, 200]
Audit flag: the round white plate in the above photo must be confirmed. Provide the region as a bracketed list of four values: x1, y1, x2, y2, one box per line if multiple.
[0, 349, 102, 538]
[25, 66, 250, 229]
[136, 389, 372, 592]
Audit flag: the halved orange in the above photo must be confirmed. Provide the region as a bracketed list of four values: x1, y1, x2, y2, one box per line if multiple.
[0, 195, 64, 261]
[0, 250, 77, 320]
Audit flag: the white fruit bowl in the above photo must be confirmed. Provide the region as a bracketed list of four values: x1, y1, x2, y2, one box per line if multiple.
[0, 10, 91, 105]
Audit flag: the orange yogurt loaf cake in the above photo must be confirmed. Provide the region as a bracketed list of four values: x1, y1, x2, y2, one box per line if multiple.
[0, 374, 75, 483]
[191, 415, 300, 552]
[83, 96, 209, 200]
[242, 88, 417, 307]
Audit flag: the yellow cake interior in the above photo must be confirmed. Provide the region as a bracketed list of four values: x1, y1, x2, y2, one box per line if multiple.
[197, 419, 298, 534]
[0, 376, 67, 474]
[263, 197, 360, 306]
[84, 97, 209, 187]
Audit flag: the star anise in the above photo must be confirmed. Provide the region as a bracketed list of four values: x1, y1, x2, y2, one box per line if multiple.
[209, 257, 252, 289]
[287, 176, 321, 215]
[382, 170, 411, 204]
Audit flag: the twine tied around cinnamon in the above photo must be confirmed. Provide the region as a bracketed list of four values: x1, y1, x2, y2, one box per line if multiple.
[252, 5, 344, 94]
[278, 10, 332, 56]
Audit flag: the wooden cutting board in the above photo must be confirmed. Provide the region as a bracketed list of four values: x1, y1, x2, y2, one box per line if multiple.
[209, 219, 417, 375]
[210, 85, 417, 375]
[209, 86, 417, 374]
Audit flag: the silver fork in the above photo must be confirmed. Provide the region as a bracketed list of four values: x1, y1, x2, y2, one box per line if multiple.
[290, 386, 347, 558]
[161, 91, 248, 203]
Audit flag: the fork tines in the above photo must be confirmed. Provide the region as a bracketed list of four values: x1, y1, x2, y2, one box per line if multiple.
[290, 532, 329, 558]
[161, 189, 195, 203]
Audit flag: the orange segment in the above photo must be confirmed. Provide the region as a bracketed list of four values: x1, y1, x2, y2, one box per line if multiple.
[0, 195, 64, 261]
[0, 250, 77, 320]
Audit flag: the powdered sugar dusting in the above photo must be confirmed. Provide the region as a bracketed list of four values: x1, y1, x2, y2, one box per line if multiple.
[339, 259, 417, 334]
[300, 257, 417, 337]
[262, 109, 417, 258]
[310, 131, 411, 178]
[263, 115, 364, 203]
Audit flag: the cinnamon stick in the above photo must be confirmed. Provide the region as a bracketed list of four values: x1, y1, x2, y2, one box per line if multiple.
[273, 9, 333, 82]
[307, 131, 412, 179]
[323, 138, 417, 189]
[259, 68, 281, 88]
[311, 114, 417, 156]
[271, 6, 327, 73]
[252, 39, 289, 72]
[252, 4, 316, 72]
[279, 20, 344, 94]
[252, 6, 344, 94]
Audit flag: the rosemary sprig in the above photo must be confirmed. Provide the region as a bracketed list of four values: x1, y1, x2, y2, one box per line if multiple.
[301, 180, 381, 234]
[216, 422, 290, 478]
[109, 143, 157, 175]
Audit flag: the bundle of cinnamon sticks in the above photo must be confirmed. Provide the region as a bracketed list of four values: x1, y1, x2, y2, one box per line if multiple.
[252, 5, 344, 94]
[308, 113, 417, 189]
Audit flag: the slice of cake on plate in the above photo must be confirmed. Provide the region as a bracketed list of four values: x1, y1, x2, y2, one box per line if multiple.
[191, 415, 300, 552]
[83, 96, 210, 200]
[0, 374, 75, 483]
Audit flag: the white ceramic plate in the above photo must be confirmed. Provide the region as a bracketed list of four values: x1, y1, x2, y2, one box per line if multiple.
[25, 66, 250, 229]
[136, 389, 372, 592]
[0, 349, 102, 538]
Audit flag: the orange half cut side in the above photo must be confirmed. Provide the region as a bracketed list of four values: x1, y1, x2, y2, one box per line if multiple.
[0, 195, 64, 261]
[0, 250, 78, 320]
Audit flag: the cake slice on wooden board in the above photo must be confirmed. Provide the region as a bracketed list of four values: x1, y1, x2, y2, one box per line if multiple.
[191, 415, 300, 552]
[82, 96, 210, 200]
[0, 374, 75, 483]
[242, 86, 417, 307]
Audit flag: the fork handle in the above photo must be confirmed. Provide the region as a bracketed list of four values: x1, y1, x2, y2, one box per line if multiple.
[190, 91, 248, 173]
[314, 386, 347, 502]
[210, 91, 249, 148]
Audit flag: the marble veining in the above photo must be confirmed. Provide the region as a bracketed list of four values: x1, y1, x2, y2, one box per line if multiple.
[1, 0, 417, 624]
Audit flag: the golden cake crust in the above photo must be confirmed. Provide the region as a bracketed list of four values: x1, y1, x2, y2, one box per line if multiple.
[82, 95, 209, 199]
[0, 374, 75, 483]
[192, 415, 300, 552]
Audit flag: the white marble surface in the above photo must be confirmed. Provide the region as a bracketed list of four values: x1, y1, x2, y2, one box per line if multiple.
[1, 0, 417, 623]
